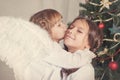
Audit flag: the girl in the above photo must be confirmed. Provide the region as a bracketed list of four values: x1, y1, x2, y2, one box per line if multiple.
[61, 17, 103, 80]
[29, 9, 67, 43]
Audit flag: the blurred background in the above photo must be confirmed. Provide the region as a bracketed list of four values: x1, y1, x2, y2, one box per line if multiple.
[0, 0, 85, 23]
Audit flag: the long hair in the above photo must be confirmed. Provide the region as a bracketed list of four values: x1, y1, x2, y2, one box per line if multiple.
[71, 17, 103, 53]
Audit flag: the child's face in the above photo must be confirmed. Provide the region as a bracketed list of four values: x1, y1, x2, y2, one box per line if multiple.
[51, 19, 67, 42]
[64, 19, 90, 52]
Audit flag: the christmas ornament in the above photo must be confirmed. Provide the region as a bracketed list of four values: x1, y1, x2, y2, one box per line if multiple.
[99, 0, 118, 12]
[100, 0, 111, 9]
[89, 0, 118, 12]
[99, 22, 105, 29]
[97, 48, 108, 56]
[109, 24, 120, 34]
[103, 33, 120, 50]
[108, 61, 118, 70]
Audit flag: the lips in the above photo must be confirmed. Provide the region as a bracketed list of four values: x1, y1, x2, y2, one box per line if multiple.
[65, 34, 75, 40]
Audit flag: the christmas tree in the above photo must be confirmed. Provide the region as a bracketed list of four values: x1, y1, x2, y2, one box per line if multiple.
[79, 0, 120, 80]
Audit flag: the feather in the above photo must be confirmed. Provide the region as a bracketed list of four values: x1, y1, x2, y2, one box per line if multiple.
[0, 16, 54, 69]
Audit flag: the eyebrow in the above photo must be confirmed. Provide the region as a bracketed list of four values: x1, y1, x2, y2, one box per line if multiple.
[71, 23, 83, 29]
[77, 25, 84, 31]
[71, 24, 75, 27]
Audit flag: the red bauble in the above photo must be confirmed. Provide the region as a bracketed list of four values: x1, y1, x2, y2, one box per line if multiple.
[98, 23, 104, 29]
[108, 61, 118, 70]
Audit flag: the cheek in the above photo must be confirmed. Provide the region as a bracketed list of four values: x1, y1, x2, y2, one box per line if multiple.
[54, 30, 65, 39]
[74, 37, 85, 47]
[58, 28, 66, 35]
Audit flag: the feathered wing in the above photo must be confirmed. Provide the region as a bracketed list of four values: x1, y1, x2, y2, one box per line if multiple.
[0, 16, 55, 80]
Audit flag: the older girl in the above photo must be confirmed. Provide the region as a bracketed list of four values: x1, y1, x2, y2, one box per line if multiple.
[61, 17, 103, 80]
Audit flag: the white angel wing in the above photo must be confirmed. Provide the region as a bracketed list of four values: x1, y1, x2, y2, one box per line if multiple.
[0, 16, 54, 69]
[0, 16, 58, 80]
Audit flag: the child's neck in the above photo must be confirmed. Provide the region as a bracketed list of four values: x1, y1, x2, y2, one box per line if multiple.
[68, 48, 76, 53]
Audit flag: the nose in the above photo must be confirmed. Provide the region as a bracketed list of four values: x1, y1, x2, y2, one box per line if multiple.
[65, 29, 72, 35]
[66, 27, 76, 35]
[68, 29, 72, 34]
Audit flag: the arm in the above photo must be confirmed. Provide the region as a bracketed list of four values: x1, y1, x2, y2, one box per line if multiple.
[43, 45, 95, 68]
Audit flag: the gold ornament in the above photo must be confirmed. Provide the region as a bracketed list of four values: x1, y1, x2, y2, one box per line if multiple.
[89, 0, 118, 12]
[99, 0, 118, 12]
[98, 48, 108, 56]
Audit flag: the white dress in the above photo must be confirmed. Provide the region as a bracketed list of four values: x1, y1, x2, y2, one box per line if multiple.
[0, 16, 96, 80]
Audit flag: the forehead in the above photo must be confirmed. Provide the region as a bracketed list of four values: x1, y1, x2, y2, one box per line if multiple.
[49, 13, 62, 24]
[72, 19, 89, 31]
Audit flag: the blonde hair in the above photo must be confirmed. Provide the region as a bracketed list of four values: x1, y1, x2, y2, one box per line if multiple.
[30, 9, 62, 33]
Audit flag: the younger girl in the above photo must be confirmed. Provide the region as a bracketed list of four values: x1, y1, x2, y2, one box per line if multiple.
[29, 9, 66, 43]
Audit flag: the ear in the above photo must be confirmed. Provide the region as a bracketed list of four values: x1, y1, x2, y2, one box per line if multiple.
[84, 36, 90, 49]
[85, 44, 90, 49]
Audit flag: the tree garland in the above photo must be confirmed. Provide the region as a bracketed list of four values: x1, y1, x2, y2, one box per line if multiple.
[96, 33, 120, 61]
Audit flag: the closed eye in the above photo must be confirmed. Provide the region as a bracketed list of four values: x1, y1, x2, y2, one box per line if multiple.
[58, 24, 61, 27]
[77, 30, 83, 33]
[57, 22, 62, 27]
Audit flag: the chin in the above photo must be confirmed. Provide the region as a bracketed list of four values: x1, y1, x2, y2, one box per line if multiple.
[64, 41, 72, 47]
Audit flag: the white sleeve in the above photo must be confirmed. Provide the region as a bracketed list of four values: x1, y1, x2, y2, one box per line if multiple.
[44, 46, 95, 68]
